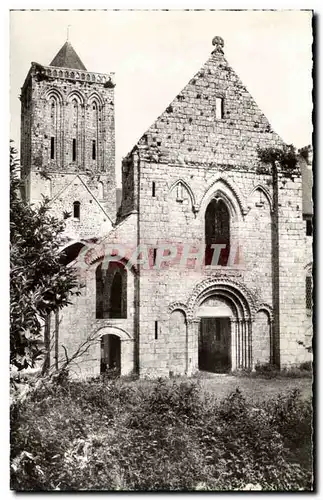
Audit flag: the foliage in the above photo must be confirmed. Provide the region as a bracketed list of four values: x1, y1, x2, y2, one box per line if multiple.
[257, 144, 298, 170]
[10, 378, 313, 491]
[10, 144, 80, 370]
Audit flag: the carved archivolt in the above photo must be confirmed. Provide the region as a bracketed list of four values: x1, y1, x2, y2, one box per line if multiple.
[185, 276, 257, 321]
[256, 303, 273, 322]
[168, 302, 188, 316]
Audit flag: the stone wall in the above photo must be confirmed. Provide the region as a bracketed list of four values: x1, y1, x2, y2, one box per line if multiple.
[124, 36, 311, 376]
[20, 62, 117, 228]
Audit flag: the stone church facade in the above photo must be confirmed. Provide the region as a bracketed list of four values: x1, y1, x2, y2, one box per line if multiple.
[19, 37, 313, 378]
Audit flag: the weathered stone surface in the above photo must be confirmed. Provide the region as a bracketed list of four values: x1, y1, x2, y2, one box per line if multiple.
[20, 37, 313, 378]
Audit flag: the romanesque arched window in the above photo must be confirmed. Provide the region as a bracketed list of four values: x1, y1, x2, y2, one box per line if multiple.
[96, 263, 127, 319]
[205, 198, 230, 266]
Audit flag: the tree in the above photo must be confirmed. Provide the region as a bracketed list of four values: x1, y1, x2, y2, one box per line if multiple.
[10, 144, 80, 370]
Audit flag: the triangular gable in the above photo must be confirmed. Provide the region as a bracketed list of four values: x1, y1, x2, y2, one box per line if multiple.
[49, 175, 113, 224]
[136, 37, 285, 168]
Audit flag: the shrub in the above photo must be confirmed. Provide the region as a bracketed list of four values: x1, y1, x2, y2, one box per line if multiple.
[10, 379, 313, 491]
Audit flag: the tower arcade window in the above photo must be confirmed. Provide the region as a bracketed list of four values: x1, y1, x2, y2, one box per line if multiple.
[50, 137, 55, 160]
[72, 139, 77, 161]
[92, 140, 96, 160]
[73, 201, 80, 220]
[205, 198, 230, 266]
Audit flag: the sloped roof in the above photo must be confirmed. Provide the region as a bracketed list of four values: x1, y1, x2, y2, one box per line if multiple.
[49, 41, 87, 70]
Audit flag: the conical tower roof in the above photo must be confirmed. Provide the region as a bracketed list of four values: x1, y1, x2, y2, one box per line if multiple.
[49, 41, 87, 70]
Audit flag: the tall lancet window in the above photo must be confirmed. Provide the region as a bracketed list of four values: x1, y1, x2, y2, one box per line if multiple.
[49, 97, 58, 161]
[205, 198, 230, 266]
[72, 98, 79, 162]
[90, 101, 99, 165]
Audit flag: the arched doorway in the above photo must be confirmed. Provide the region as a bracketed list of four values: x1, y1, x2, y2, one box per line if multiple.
[188, 279, 256, 373]
[100, 334, 121, 376]
[198, 297, 233, 373]
[96, 326, 135, 377]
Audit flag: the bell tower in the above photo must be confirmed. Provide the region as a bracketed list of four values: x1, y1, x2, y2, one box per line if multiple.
[20, 40, 116, 238]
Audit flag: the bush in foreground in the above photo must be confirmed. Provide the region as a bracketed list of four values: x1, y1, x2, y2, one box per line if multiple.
[10, 378, 313, 491]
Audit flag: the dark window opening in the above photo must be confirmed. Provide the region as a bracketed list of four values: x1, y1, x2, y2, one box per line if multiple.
[152, 181, 156, 197]
[73, 201, 80, 219]
[155, 321, 158, 340]
[215, 97, 224, 119]
[72, 138, 77, 161]
[306, 219, 313, 236]
[100, 334, 121, 376]
[205, 199, 230, 266]
[153, 248, 157, 266]
[306, 275, 312, 310]
[110, 273, 123, 318]
[92, 140, 96, 160]
[96, 263, 127, 319]
[50, 137, 55, 160]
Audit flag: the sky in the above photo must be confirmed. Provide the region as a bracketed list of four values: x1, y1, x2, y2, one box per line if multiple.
[10, 10, 313, 185]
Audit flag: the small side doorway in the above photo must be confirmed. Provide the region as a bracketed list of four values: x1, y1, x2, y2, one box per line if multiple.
[198, 317, 231, 373]
[100, 334, 121, 377]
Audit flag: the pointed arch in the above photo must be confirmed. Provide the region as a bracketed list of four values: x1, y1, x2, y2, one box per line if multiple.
[87, 91, 104, 107]
[67, 90, 85, 106]
[248, 184, 273, 212]
[168, 179, 196, 209]
[44, 87, 64, 104]
[198, 176, 247, 219]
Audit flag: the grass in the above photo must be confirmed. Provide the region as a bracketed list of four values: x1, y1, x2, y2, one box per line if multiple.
[122, 372, 312, 403]
[197, 373, 312, 402]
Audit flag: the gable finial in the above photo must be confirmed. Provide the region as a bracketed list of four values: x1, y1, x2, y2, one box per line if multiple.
[67, 25, 71, 42]
[212, 36, 224, 55]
